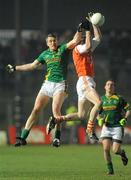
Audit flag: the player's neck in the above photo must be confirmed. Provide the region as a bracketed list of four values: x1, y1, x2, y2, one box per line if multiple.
[106, 92, 113, 97]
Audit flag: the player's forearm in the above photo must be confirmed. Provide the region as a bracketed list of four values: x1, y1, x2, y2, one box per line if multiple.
[15, 59, 40, 71]
[85, 31, 91, 50]
[66, 31, 81, 49]
[125, 110, 131, 119]
[73, 31, 82, 44]
[93, 25, 102, 41]
[6, 60, 41, 73]
[15, 63, 35, 71]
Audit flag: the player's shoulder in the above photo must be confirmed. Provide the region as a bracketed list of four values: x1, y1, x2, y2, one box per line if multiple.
[39, 48, 48, 54]
[43, 48, 50, 53]
[58, 43, 69, 52]
[101, 95, 106, 101]
[74, 44, 86, 53]
[37, 49, 49, 61]
[115, 94, 124, 99]
[58, 43, 66, 48]
[114, 94, 127, 103]
[41, 48, 50, 56]
[101, 95, 106, 99]
[77, 44, 86, 49]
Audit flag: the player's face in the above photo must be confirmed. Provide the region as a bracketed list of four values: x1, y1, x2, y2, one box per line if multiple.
[105, 80, 115, 94]
[47, 37, 58, 51]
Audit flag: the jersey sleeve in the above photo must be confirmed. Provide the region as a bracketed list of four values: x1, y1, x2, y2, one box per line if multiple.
[75, 44, 87, 54]
[37, 52, 45, 64]
[120, 96, 131, 111]
[99, 96, 105, 114]
[99, 107, 103, 114]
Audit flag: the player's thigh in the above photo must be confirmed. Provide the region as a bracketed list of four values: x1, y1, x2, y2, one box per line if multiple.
[102, 139, 112, 150]
[52, 92, 67, 116]
[112, 142, 121, 153]
[85, 88, 101, 105]
[34, 92, 50, 110]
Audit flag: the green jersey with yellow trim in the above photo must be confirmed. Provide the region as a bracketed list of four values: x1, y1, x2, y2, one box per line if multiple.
[37, 44, 69, 82]
[100, 94, 130, 127]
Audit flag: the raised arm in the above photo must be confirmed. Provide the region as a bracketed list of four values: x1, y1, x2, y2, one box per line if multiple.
[90, 24, 102, 52]
[92, 24, 102, 42]
[85, 30, 91, 50]
[66, 31, 82, 49]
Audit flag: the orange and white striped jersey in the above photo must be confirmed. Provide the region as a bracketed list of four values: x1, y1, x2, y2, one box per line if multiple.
[72, 45, 94, 77]
[72, 39, 100, 77]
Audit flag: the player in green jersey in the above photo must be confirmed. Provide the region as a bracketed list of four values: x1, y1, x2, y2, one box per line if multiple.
[6, 20, 89, 147]
[97, 79, 131, 175]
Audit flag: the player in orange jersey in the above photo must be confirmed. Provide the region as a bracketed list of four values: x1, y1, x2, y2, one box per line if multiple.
[47, 18, 102, 141]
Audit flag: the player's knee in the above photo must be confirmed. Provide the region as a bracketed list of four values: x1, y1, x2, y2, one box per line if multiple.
[97, 99, 102, 107]
[112, 148, 119, 154]
[104, 149, 110, 155]
[78, 113, 85, 119]
[95, 99, 102, 110]
[33, 107, 41, 115]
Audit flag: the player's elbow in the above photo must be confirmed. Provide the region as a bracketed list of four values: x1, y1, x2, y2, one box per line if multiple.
[73, 39, 80, 46]
[85, 43, 91, 51]
[95, 36, 102, 43]
[78, 113, 86, 120]
[31, 60, 39, 70]
[97, 38, 102, 43]
[30, 63, 36, 70]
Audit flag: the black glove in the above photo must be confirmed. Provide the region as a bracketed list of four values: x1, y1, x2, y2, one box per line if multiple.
[77, 22, 83, 32]
[119, 118, 127, 126]
[77, 19, 90, 32]
[6, 64, 16, 73]
[81, 19, 90, 31]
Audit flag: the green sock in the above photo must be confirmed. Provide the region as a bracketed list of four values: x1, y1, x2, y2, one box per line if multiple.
[107, 162, 114, 174]
[55, 130, 61, 140]
[21, 129, 30, 140]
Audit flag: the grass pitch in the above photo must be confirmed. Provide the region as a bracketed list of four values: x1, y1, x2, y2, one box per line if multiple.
[0, 144, 130, 180]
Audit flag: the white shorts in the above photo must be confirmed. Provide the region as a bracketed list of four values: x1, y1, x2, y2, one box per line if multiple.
[39, 80, 67, 98]
[76, 76, 96, 101]
[100, 125, 124, 142]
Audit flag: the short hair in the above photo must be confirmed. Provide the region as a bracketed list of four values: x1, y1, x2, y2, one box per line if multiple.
[46, 33, 57, 41]
[105, 79, 115, 85]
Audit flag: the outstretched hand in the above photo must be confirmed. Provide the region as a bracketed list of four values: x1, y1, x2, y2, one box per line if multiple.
[86, 12, 94, 22]
[119, 118, 127, 126]
[6, 64, 16, 73]
[97, 117, 104, 127]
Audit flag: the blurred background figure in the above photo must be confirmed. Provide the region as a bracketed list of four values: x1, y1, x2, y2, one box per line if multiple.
[65, 104, 80, 144]
[97, 79, 131, 175]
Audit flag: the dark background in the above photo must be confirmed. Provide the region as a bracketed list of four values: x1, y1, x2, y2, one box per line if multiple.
[0, 0, 131, 30]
